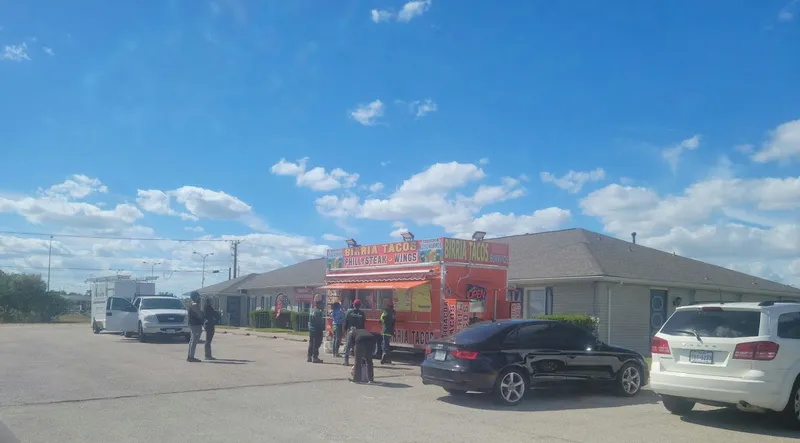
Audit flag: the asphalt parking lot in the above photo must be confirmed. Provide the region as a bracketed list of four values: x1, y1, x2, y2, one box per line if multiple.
[0, 324, 797, 443]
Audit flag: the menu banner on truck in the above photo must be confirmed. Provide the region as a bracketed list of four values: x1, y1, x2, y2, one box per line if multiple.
[442, 238, 510, 266]
[326, 238, 443, 269]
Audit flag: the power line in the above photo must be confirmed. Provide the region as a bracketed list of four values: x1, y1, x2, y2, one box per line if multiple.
[0, 264, 220, 273]
[0, 230, 234, 242]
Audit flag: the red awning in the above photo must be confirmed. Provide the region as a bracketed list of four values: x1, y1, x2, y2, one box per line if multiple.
[318, 281, 429, 291]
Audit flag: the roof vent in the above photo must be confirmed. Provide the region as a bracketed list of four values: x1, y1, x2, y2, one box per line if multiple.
[631, 232, 637, 244]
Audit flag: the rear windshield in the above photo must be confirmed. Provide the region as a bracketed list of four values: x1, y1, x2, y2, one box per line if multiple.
[661, 309, 761, 338]
[451, 322, 512, 344]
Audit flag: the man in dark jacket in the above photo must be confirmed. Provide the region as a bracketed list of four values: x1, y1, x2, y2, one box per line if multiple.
[350, 328, 376, 384]
[186, 291, 204, 363]
[203, 300, 221, 360]
[342, 299, 366, 366]
[379, 300, 396, 364]
[307, 296, 325, 363]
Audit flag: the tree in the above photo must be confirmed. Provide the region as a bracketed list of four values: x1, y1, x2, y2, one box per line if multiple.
[0, 271, 70, 322]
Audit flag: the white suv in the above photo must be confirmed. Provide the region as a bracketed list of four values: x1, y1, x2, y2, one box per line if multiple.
[132, 296, 190, 343]
[650, 301, 800, 428]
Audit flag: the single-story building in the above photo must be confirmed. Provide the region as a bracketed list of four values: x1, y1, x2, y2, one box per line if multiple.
[494, 229, 800, 355]
[186, 258, 326, 327]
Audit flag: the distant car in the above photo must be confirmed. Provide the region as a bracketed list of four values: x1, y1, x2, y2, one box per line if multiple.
[132, 296, 190, 342]
[650, 301, 800, 428]
[420, 319, 648, 406]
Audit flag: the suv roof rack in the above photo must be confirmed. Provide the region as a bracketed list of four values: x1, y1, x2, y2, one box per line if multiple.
[758, 300, 799, 307]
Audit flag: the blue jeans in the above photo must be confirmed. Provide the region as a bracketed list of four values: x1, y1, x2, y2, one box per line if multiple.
[382, 335, 392, 362]
[332, 324, 343, 355]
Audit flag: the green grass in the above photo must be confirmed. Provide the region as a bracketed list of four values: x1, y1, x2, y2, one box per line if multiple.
[56, 313, 91, 323]
[215, 325, 239, 330]
[246, 327, 308, 336]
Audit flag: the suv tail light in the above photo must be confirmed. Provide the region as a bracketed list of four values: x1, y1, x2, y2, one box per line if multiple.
[450, 350, 479, 360]
[425, 346, 432, 355]
[733, 341, 779, 361]
[651, 336, 671, 355]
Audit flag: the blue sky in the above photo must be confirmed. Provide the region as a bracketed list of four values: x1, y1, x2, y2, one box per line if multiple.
[1, 0, 799, 294]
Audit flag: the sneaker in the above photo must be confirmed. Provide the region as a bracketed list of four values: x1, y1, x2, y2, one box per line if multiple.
[205, 356, 216, 360]
[342, 361, 349, 366]
[307, 358, 313, 363]
[313, 358, 324, 364]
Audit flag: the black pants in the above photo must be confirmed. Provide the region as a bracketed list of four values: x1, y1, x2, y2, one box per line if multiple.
[204, 326, 215, 358]
[307, 330, 323, 360]
[353, 340, 375, 382]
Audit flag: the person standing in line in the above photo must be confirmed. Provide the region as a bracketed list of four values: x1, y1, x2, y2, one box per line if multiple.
[350, 328, 377, 384]
[330, 301, 345, 357]
[186, 291, 204, 363]
[203, 299, 221, 360]
[379, 300, 396, 364]
[342, 298, 366, 366]
[307, 296, 325, 363]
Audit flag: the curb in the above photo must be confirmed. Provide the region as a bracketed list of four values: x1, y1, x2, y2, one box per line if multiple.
[219, 329, 308, 343]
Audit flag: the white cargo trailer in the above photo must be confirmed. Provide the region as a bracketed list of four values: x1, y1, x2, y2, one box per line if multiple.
[89, 275, 158, 334]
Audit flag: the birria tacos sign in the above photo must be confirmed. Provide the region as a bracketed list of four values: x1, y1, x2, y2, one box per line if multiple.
[326, 238, 443, 269]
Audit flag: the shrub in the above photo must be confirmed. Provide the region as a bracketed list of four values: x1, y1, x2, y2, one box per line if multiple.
[249, 309, 272, 328]
[535, 314, 599, 336]
[292, 312, 311, 331]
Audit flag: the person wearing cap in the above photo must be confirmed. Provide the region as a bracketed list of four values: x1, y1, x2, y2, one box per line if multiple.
[330, 301, 345, 357]
[379, 299, 396, 364]
[186, 291, 205, 363]
[307, 295, 325, 363]
[341, 298, 366, 366]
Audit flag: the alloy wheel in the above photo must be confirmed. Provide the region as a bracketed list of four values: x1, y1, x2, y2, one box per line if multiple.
[621, 366, 641, 395]
[500, 371, 525, 404]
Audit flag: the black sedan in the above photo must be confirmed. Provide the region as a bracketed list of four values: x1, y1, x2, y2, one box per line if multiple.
[421, 319, 649, 406]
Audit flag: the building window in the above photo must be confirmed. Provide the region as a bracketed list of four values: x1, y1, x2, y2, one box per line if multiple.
[356, 290, 374, 310]
[525, 287, 553, 317]
[376, 290, 393, 310]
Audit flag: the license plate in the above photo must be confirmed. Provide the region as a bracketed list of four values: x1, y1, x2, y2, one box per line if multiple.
[434, 350, 447, 361]
[689, 350, 713, 364]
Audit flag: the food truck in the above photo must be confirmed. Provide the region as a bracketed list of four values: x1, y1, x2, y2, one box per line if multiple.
[320, 236, 511, 352]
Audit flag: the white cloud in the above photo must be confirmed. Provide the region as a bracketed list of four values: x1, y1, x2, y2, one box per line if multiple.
[368, 182, 384, 193]
[136, 190, 175, 215]
[661, 135, 701, 172]
[41, 174, 108, 199]
[371, 9, 394, 23]
[478, 158, 489, 165]
[184, 226, 205, 233]
[778, 0, 798, 22]
[1, 43, 30, 61]
[411, 99, 437, 117]
[580, 168, 800, 285]
[322, 233, 346, 241]
[171, 186, 253, 220]
[42, 46, 54, 56]
[315, 194, 361, 219]
[350, 100, 385, 126]
[271, 158, 359, 191]
[540, 168, 606, 193]
[371, 0, 432, 24]
[750, 119, 800, 164]
[0, 191, 143, 231]
[471, 177, 526, 205]
[398, 0, 432, 22]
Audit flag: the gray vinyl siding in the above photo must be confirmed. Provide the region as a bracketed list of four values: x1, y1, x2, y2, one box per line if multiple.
[607, 284, 651, 355]
[551, 283, 596, 315]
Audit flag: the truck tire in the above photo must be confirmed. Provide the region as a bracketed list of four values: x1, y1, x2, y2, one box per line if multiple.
[92, 319, 100, 334]
[138, 322, 148, 342]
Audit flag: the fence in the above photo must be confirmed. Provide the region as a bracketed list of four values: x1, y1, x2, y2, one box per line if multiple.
[249, 310, 311, 331]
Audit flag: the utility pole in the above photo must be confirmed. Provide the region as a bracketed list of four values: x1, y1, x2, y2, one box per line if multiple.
[230, 240, 243, 279]
[193, 251, 214, 287]
[46, 235, 53, 292]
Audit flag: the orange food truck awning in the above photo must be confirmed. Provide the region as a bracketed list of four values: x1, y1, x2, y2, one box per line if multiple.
[318, 281, 429, 291]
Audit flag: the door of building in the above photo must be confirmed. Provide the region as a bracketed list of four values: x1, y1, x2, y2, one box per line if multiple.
[227, 296, 242, 327]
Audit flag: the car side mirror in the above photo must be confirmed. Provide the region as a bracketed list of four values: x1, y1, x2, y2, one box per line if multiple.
[125, 306, 138, 313]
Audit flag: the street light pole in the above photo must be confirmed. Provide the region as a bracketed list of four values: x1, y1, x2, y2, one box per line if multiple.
[46, 235, 53, 292]
[193, 251, 214, 287]
[142, 261, 161, 277]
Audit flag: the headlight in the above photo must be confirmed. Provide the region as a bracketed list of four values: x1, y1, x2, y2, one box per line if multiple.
[144, 315, 158, 322]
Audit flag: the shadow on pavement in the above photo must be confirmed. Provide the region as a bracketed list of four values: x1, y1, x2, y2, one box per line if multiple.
[370, 381, 412, 389]
[437, 385, 660, 412]
[679, 408, 798, 437]
[204, 360, 248, 365]
[118, 337, 187, 345]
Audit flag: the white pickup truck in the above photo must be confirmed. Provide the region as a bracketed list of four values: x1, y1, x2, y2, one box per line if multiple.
[93, 295, 190, 342]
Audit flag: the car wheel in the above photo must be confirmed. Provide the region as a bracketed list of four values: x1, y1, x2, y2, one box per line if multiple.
[444, 388, 467, 396]
[493, 368, 528, 406]
[781, 377, 800, 429]
[138, 322, 147, 343]
[661, 395, 695, 415]
[92, 320, 100, 334]
[123, 332, 133, 338]
[616, 362, 643, 397]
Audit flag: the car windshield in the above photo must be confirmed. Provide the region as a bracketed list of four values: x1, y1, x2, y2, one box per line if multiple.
[451, 321, 513, 344]
[140, 298, 185, 310]
[661, 309, 761, 338]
